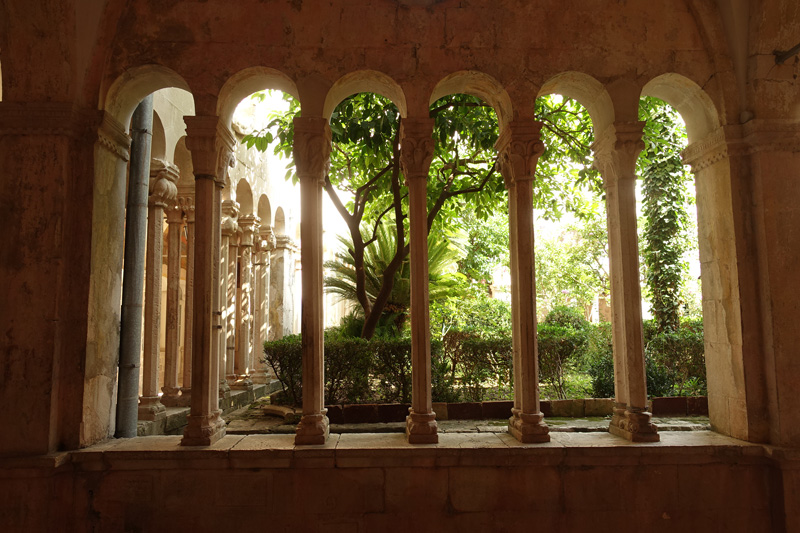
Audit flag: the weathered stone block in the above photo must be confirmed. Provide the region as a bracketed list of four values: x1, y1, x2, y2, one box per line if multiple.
[342, 404, 379, 424]
[550, 399, 585, 418]
[652, 397, 688, 416]
[584, 398, 614, 417]
[377, 403, 410, 422]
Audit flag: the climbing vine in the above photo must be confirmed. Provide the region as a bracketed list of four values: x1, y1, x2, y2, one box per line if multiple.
[637, 97, 693, 332]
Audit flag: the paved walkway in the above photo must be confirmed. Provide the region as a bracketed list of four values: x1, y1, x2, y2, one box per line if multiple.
[224, 400, 710, 435]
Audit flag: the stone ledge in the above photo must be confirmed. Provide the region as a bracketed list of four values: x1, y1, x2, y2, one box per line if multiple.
[22, 431, 767, 473]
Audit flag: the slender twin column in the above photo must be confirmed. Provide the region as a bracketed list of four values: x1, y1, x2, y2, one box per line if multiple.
[221, 200, 240, 385]
[181, 115, 233, 446]
[592, 122, 658, 442]
[233, 214, 259, 389]
[161, 203, 184, 406]
[251, 227, 275, 384]
[139, 159, 178, 421]
[399, 118, 438, 444]
[269, 235, 295, 339]
[496, 120, 550, 443]
[179, 196, 195, 405]
[293, 116, 331, 445]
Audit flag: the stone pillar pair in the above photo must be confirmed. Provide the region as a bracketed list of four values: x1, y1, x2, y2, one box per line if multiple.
[252, 227, 275, 384]
[232, 214, 259, 390]
[495, 120, 550, 443]
[138, 159, 178, 421]
[592, 122, 659, 442]
[181, 116, 235, 446]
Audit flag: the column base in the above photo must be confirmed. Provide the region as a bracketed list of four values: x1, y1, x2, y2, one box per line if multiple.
[508, 408, 550, 443]
[406, 409, 438, 444]
[218, 380, 231, 398]
[181, 410, 226, 446]
[295, 411, 330, 445]
[225, 373, 237, 386]
[137, 397, 166, 421]
[609, 407, 659, 442]
[231, 376, 254, 390]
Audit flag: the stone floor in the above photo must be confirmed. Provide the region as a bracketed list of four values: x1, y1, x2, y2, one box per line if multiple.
[224, 397, 711, 435]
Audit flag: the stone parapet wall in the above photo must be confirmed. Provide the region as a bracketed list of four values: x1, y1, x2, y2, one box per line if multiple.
[0, 432, 794, 532]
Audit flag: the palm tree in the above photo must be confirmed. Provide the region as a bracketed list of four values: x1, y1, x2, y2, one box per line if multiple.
[325, 220, 466, 337]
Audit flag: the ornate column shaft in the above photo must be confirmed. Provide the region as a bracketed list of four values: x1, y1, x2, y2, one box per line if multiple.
[161, 203, 184, 406]
[222, 200, 240, 385]
[293, 116, 331, 445]
[139, 159, 178, 421]
[180, 197, 195, 405]
[252, 228, 275, 383]
[399, 118, 438, 444]
[181, 116, 232, 446]
[233, 214, 258, 390]
[496, 120, 550, 443]
[592, 122, 658, 442]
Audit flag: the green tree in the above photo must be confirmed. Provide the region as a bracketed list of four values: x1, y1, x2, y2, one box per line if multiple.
[638, 97, 694, 332]
[245, 92, 602, 338]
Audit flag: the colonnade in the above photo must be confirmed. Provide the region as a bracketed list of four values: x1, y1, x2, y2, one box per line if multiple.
[176, 110, 659, 447]
[136, 128, 294, 426]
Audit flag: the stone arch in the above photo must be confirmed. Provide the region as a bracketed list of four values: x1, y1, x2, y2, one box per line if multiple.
[102, 64, 192, 130]
[151, 109, 167, 160]
[274, 207, 286, 235]
[84, 64, 196, 447]
[217, 66, 301, 129]
[429, 71, 513, 130]
[323, 70, 408, 120]
[642, 73, 721, 143]
[236, 178, 254, 215]
[257, 194, 272, 226]
[640, 73, 753, 441]
[537, 71, 615, 134]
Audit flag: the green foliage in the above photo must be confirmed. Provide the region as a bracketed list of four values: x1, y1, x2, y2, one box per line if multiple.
[537, 306, 590, 399]
[638, 97, 694, 332]
[535, 212, 609, 313]
[262, 334, 303, 406]
[429, 293, 512, 341]
[584, 319, 705, 398]
[323, 332, 373, 404]
[324, 219, 467, 334]
[457, 210, 510, 287]
[646, 318, 706, 396]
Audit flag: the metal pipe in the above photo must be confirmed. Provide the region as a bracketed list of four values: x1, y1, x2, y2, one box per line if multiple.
[115, 94, 154, 438]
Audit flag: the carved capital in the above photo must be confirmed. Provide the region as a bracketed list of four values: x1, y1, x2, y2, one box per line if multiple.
[399, 118, 435, 183]
[165, 203, 185, 224]
[592, 122, 644, 188]
[259, 225, 276, 252]
[238, 214, 261, 246]
[178, 195, 195, 222]
[184, 115, 236, 186]
[495, 119, 545, 186]
[149, 159, 179, 207]
[274, 234, 295, 250]
[292, 117, 331, 183]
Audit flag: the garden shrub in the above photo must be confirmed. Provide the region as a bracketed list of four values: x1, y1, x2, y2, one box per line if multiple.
[324, 332, 372, 404]
[459, 335, 513, 401]
[538, 323, 588, 399]
[262, 334, 303, 406]
[371, 336, 413, 403]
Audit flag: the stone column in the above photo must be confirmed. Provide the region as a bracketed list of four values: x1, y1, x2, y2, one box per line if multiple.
[222, 200, 240, 385]
[496, 119, 550, 443]
[592, 122, 658, 442]
[138, 159, 178, 421]
[181, 116, 233, 446]
[233, 214, 258, 390]
[161, 203, 185, 406]
[399, 118, 438, 444]
[179, 196, 195, 405]
[293, 116, 331, 445]
[270, 235, 295, 339]
[251, 227, 275, 383]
